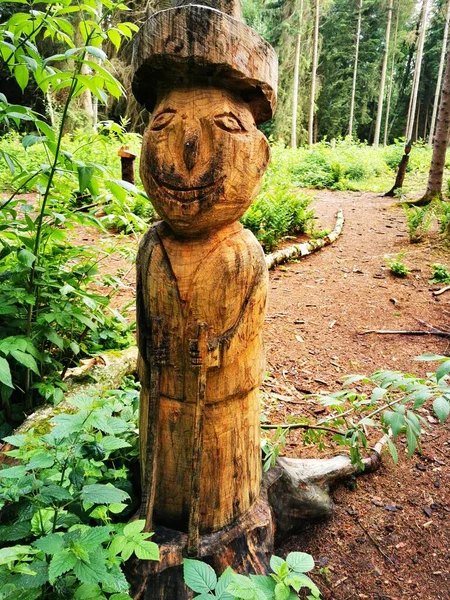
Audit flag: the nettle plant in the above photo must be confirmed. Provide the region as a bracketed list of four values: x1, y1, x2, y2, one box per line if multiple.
[0, 381, 159, 599]
[0, 0, 142, 414]
[184, 553, 321, 600]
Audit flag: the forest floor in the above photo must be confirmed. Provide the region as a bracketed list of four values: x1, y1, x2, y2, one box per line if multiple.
[263, 191, 450, 600]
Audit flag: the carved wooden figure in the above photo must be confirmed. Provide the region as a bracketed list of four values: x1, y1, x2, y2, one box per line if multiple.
[130, 0, 277, 595]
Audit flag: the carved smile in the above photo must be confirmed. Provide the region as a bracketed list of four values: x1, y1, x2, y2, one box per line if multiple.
[152, 175, 225, 202]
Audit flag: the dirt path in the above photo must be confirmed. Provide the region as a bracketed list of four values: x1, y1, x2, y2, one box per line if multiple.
[265, 191, 449, 600]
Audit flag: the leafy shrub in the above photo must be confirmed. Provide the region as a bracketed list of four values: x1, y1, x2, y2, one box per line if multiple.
[403, 203, 434, 242]
[430, 263, 450, 284]
[0, 381, 159, 599]
[242, 186, 314, 251]
[291, 152, 336, 189]
[386, 253, 409, 277]
[184, 552, 321, 599]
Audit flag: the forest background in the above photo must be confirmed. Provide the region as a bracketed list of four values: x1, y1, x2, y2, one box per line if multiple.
[1, 0, 449, 149]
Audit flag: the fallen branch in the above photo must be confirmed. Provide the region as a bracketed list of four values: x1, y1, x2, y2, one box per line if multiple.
[433, 285, 450, 296]
[265, 209, 344, 270]
[360, 328, 450, 339]
[261, 422, 343, 436]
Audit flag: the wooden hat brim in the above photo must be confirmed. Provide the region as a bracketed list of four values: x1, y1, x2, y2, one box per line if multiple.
[131, 4, 278, 124]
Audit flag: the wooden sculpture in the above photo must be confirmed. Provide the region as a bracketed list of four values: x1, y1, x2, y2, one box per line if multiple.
[128, 4, 384, 597]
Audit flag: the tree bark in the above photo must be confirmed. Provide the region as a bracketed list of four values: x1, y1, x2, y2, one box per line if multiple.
[383, 0, 399, 146]
[349, 0, 363, 139]
[308, 0, 320, 147]
[405, 0, 428, 142]
[421, 23, 450, 202]
[428, 0, 450, 145]
[374, 0, 393, 148]
[384, 140, 411, 196]
[291, 0, 304, 149]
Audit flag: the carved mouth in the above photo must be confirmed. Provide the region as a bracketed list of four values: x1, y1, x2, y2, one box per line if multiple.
[152, 175, 224, 202]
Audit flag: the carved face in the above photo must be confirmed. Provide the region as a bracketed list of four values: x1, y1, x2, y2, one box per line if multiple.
[140, 86, 270, 236]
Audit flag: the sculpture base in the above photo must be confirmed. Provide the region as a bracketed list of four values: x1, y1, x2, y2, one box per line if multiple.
[127, 495, 274, 600]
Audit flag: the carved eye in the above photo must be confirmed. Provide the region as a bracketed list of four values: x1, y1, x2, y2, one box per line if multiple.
[214, 113, 246, 133]
[150, 111, 175, 131]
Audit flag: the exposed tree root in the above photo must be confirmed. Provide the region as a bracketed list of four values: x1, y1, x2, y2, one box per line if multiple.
[265, 435, 388, 541]
[265, 209, 344, 270]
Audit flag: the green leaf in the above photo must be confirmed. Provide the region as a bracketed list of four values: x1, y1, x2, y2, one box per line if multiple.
[274, 582, 290, 600]
[250, 575, 276, 597]
[436, 360, 450, 381]
[123, 520, 146, 536]
[49, 550, 77, 583]
[287, 573, 320, 597]
[226, 574, 259, 599]
[0, 545, 37, 565]
[382, 410, 405, 438]
[18, 248, 36, 267]
[107, 29, 121, 51]
[370, 387, 387, 402]
[183, 559, 217, 594]
[0, 465, 27, 478]
[405, 423, 417, 459]
[0, 521, 31, 542]
[0, 356, 13, 388]
[286, 551, 315, 573]
[216, 567, 236, 599]
[10, 349, 40, 375]
[27, 451, 54, 469]
[14, 64, 29, 91]
[33, 533, 65, 555]
[86, 46, 107, 60]
[133, 538, 160, 561]
[101, 436, 131, 451]
[77, 166, 95, 194]
[38, 484, 73, 503]
[81, 484, 130, 505]
[433, 396, 450, 423]
[386, 437, 398, 464]
[3, 434, 27, 446]
[22, 135, 46, 149]
[73, 583, 103, 599]
[270, 555, 285, 575]
[415, 354, 446, 362]
[73, 555, 108, 584]
[80, 526, 112, 549]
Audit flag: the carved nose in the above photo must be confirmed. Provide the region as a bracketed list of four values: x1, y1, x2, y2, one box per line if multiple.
[183, 132, 200, 171]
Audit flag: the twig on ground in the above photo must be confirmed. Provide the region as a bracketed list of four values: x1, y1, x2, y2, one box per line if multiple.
[360, 329, 450, 339]
[261, 422, 344, 435]
[351, 514, 396, 565]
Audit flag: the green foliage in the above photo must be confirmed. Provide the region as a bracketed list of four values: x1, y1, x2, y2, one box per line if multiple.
[0, 380, 159, 599]
[241, 144, 314, 251]
[386, 253, 409, 277]
[184, 552, 321, 600]
[0, 1, 141, 415]
[261, 427, 287, 473]
[293, 357, 450, 468]
[429, 263, 450, 284]
[403, 203, 434, 242]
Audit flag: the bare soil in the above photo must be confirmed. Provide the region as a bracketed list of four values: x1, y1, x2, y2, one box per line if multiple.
[263, 191, 450, 600]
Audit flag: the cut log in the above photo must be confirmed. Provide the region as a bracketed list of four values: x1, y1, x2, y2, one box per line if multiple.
[265, 210, 344, 270]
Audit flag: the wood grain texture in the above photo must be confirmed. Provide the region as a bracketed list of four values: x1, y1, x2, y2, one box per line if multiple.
[132, 4, 277, 123]
[127, 495, 273, 600]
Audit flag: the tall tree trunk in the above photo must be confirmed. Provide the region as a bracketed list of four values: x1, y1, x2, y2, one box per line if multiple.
[349, 0, 363, 138]
[388, 13, 421, 138]
[406, 0, 428, 142]
[308, 0, 320, 147]
[374, 0, 394, 148]
[291, 0, 304, 149]
[383, 0, 400, 146]
[428, 0, 450, 145]
[421, 31, 450, 202]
